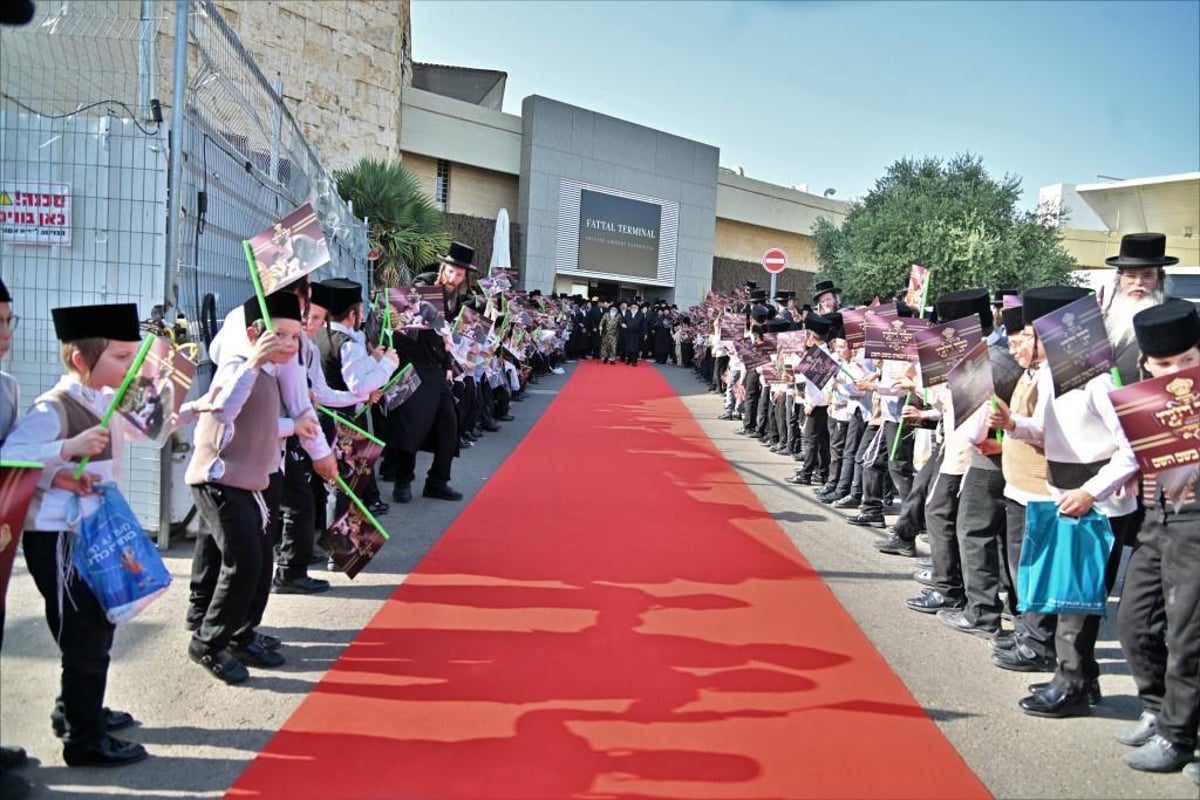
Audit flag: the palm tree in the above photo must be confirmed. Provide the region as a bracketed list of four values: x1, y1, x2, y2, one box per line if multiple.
[334, 158, 448, 288]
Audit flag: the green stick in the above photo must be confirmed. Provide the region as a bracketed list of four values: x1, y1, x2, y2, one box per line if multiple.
[74, 334, 158, 479]
[317, 405, 385, 447]
[353, 364, 414, 419]
[890, 283, 932, 461]
[242, 240, 273, 331]
[381, 289, 393, 348]
[1110, 366, 1123, 389]
[991, 395, 1004, 444]
[0, 460, 44, 469]
[336, 475, 389, 540]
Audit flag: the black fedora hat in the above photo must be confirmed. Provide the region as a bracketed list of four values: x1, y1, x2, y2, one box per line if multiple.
[1104, 233, 1179, 270]
[934, 288, 991, 330]
[812, 280, 840, 304]
[439, 241, 479, 272]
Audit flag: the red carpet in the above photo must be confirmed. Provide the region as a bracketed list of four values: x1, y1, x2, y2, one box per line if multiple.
[229, 363, 990, 800]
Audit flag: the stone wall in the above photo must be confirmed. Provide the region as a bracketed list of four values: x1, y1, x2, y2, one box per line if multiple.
[214, 0, 410, 171]
[711, 257, 816, 301]
[403, 152, 520, 220]
[714, 218, 821, 271]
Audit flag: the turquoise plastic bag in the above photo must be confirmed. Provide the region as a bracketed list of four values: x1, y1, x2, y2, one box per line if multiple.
[1018, 501, 1115, 616]
[71, 483, 171, 624]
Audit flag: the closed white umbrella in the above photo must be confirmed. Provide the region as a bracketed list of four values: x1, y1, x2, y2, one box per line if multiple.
[490, 208, 511, 274]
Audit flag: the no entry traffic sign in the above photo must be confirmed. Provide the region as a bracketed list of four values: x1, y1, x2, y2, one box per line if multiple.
[762, 248, 788, 275]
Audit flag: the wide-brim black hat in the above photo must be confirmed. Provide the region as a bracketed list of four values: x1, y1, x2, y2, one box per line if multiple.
[244, 292, 303, 327]
[1021, 286, 1093, 328]
[934, 288, 990, 329]
[1105, 232, 1179, 270]
[312, 278, 363, 317]
[804, 313, 834, 337]
[763, 319, 791, 333]
[1000, 306, 1024, 333]
[992, 289, 1018, 306]
[439, 241, 479, 272]
[749, 289, 769, 302]
[0, 277, 10, 303]
[812, 280, 840, 304]
[1134, 299, 1200, 357]
[52, 303, 141, 343]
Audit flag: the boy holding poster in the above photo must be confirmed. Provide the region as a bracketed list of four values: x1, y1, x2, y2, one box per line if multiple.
[1110, 300, 1199, 777]
[4, 303, 150, 767]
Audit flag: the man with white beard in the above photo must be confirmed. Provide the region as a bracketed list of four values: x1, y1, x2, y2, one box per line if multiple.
[1101, 233, 1176, 385]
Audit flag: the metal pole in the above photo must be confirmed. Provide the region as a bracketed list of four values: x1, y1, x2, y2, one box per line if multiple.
[270, 78, 283, 182]
[769, 271, 777, 300]
[138, 0, 157, 121]
[158, 0, 189, 549]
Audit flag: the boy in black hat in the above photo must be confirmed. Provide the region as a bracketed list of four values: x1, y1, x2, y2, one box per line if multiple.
[184, 293, 306, 685]
[791, 314, 834, 486]
[1112, 300, 1200, 779]
[4, 302, 150, 767]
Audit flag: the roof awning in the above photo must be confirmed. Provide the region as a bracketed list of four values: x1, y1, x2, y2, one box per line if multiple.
[1075, 172, 1200, 236]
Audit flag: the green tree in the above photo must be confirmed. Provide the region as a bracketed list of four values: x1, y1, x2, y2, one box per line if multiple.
[812, 153, 1077, 306]
[334, 158, 448, 288]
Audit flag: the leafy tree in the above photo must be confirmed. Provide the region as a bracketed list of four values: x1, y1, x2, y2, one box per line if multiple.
[812, 154, 1077, 305]
[334, 158, 448, 288]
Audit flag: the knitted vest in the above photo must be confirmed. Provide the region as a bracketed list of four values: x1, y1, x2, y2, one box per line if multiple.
[1001, 373, 1048, 495]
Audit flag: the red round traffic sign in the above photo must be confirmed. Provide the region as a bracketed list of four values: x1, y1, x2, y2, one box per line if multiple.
[762, 248, 788, 275]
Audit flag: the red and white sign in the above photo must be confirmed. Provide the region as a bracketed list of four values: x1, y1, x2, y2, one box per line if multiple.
[761, 247, 788, 274]
[0, 182, 72, 245]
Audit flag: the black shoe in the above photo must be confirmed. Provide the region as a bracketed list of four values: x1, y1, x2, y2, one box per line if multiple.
[846, 513, 886, 529]
[392, 483, 412, 503]
[817, 491, 843, 504]
[875, 535, 917, 557]
[785, 474, 812, 485]
[188, 643, 249, 685]
[1029, 679, 1101, 706]
[990, 630, 1017, 651]
[1018, 685, 1091, 719]
[0, 745, 27, 769]
[481, 422, 501, 433]
[936, 609, 999, 639]
[459, 437, 475, 448]
[52, 706, 135, 739]
[255, 633, 282, 651]
[833, 495, 861, 509]
[271, 574, 331, 594]
[912, 567, 936, 587]
[992, 644, 1057, 673]
[917, 556, 933, 568]
[423, 483, 463, 501]
[905, 589, 964, 614]
[230, 639, 286, 669]
[717, 412, 734, 420]
[497, 415, 515, 421]
[62, 734, 148, 768]
[366, 500, 390, 516]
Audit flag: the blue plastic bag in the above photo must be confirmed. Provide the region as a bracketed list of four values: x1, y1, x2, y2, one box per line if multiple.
[1018, 501, 1115, 616]
[71, 483, 171, 624]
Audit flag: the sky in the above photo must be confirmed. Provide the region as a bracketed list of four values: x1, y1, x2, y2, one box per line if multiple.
[412, 0, 1200, 209]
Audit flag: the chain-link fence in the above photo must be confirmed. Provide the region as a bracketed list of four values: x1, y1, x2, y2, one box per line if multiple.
[0, 0, 369, 544]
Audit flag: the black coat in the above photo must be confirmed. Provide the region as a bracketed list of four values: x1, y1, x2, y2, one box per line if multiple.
[388, 323, 457, 455]
[586, 306, 603, 335]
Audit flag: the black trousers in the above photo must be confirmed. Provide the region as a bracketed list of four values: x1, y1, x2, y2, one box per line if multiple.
[863, 421, 909, 514]
[188, 473, 281, 652]
[277, 437, 316, 580]
[1004, 498, 1056, 659]
[827, 416, 849, 488]
[395, 393, 458, 487]
[956, 465, 1008, 631]
[886, 420, 916, 509]
[25, 531, 115, 747]
[742, 372, 761, 432]
[1118, 500, 1199, 747]
[479, 381, 496, 426]
[1050, 511, 1136, 695]
[834, 410, 866, 497]
[888, 442, 938, 541]
[493, 384, 511, 419]
[926, 470, 965, 599]
[800, 406, 831, 481]
[713, 355, 728, 392]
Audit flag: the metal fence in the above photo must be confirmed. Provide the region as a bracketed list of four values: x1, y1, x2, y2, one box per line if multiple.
[0, 0, 369, 545]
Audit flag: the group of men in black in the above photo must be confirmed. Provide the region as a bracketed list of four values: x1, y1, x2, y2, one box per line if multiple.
[566, 297, 682, 366]
[688, 234, 1199, 787]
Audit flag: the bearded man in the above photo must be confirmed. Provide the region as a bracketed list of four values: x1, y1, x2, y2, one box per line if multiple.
[1101, 232, 1177, 385]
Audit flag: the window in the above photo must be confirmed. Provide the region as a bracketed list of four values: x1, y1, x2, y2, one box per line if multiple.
[435, 159, 450, 212]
